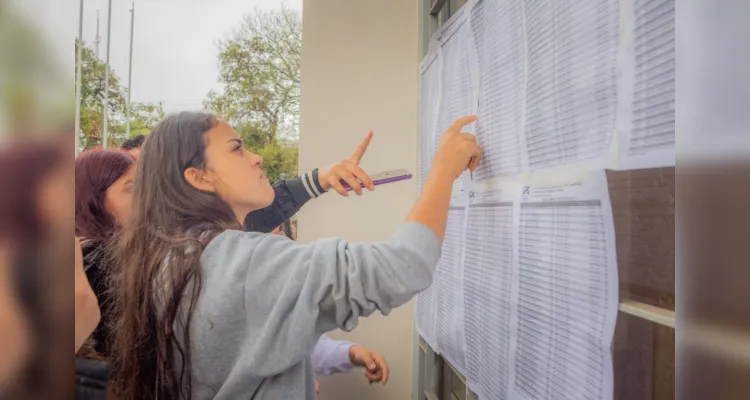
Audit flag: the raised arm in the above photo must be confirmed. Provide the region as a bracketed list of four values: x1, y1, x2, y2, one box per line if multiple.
[244, 131, 377, 233]
[243, 170, 325, 233]
[207, 116, 480, 377]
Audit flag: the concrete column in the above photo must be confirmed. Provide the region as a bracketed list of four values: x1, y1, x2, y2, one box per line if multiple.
[298, 0, 420, 399]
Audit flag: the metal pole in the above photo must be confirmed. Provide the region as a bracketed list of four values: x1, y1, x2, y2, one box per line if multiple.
[102, 0, 113, 149]
[95, 10, 100, 59]
[74, 0, 84, 155]
[126, 0, 135, 138]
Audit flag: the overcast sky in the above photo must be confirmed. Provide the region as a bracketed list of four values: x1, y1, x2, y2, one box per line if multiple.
[86, 0, 302, 112]
[13, 0, 302, 114]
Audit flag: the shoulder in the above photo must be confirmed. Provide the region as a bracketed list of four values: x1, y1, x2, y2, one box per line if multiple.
[200, 229, 303, 274]
[202, 229, 276, 257]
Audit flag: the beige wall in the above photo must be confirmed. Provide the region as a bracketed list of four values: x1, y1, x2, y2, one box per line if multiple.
[298, 0, 420, 399]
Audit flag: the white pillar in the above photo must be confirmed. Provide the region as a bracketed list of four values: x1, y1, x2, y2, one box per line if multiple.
[298, 0, 420, 398]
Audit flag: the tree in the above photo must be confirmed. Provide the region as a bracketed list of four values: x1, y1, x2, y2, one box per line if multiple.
[128, 102, 166, 137]
[76, 39, 126, 150]
[255, 141, 299, 182]
[204, 6, 301, 181]
[75, 39, 165, 151]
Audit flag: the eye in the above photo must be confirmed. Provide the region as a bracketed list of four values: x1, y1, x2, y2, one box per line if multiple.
[233, 145, 244, 155]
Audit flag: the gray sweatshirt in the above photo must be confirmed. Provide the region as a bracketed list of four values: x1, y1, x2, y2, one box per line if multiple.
[187, 222, 442, 399]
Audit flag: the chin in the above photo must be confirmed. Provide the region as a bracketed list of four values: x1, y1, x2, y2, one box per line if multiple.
[261, 185, 276, 208]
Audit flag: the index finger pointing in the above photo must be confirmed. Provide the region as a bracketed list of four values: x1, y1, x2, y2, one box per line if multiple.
[449, 115, 478, 131]
[350, 130, 374, 163]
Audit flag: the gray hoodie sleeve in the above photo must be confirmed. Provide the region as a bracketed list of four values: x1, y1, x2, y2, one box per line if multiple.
[199, 222, 442, 377]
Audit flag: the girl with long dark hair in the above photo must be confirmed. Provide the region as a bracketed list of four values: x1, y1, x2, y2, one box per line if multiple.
[110, 111, 480, 400]
[75, 149, 136, 357]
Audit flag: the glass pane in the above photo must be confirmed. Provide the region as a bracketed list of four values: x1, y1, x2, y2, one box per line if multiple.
[613, 312, 675, 400]
[606, 167, 675, 310]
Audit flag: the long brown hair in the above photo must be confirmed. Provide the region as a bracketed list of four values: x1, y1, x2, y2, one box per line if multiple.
[75, 150, 135, 240]
[109, 112, 240, 399]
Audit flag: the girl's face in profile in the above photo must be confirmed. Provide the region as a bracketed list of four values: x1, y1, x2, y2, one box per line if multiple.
[192, 120, 275, 221]
[105, 164, 135, 227]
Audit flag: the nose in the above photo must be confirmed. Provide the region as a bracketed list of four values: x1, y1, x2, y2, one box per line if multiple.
[248, 150, 263, 166]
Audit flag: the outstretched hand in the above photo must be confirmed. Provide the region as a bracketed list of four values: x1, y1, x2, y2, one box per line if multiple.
[318, 131, 376, 197]
[433, 115, 481, 178]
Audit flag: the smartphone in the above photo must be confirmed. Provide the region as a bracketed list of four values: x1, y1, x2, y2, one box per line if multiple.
[342, 168, 413, 191]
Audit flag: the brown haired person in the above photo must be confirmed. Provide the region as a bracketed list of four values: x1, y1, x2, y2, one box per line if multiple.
[76, 143, 374, 355]
[75, 150, 136, 357]
[110, 112, 480, 400]
[120, 134, 147, 159]
[74, 139, 380, 399]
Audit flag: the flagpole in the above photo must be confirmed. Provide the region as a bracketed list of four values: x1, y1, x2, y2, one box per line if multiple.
[102, 0, 113, 149]
[126, 0, 135, 137]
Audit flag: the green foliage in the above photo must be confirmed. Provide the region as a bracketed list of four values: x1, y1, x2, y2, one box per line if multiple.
[254, 141, 299, 183]
[76, 39, 165, 150]
[76, 39, 125, 150]
[205, 6, 301, 180]
[1, 5, 71, 135]
[128, 102, 166, 137]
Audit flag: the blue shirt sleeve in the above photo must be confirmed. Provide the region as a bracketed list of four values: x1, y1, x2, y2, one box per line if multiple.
[311, 334, 355, 375]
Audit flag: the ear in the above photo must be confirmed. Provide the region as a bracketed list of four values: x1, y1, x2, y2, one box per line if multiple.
[184, 167, 216, 193]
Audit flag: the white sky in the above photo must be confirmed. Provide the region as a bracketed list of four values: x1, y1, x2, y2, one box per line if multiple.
[12, 0, 303, 114]
[87, 0, 303, 112]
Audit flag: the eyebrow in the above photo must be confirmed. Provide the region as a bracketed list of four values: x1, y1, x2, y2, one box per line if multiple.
[227, 138, 243, 146]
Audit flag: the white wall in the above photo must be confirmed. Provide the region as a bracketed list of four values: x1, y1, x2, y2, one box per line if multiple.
[298, 0, 420, 399]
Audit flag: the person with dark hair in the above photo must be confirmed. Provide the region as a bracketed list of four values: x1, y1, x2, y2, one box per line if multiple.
[74, 150, 135, 357]
[72, 144, 350, 398]
[110, 111, 480, 400]
[120, 134, 147, 158]
[76, 150, 136, 241]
